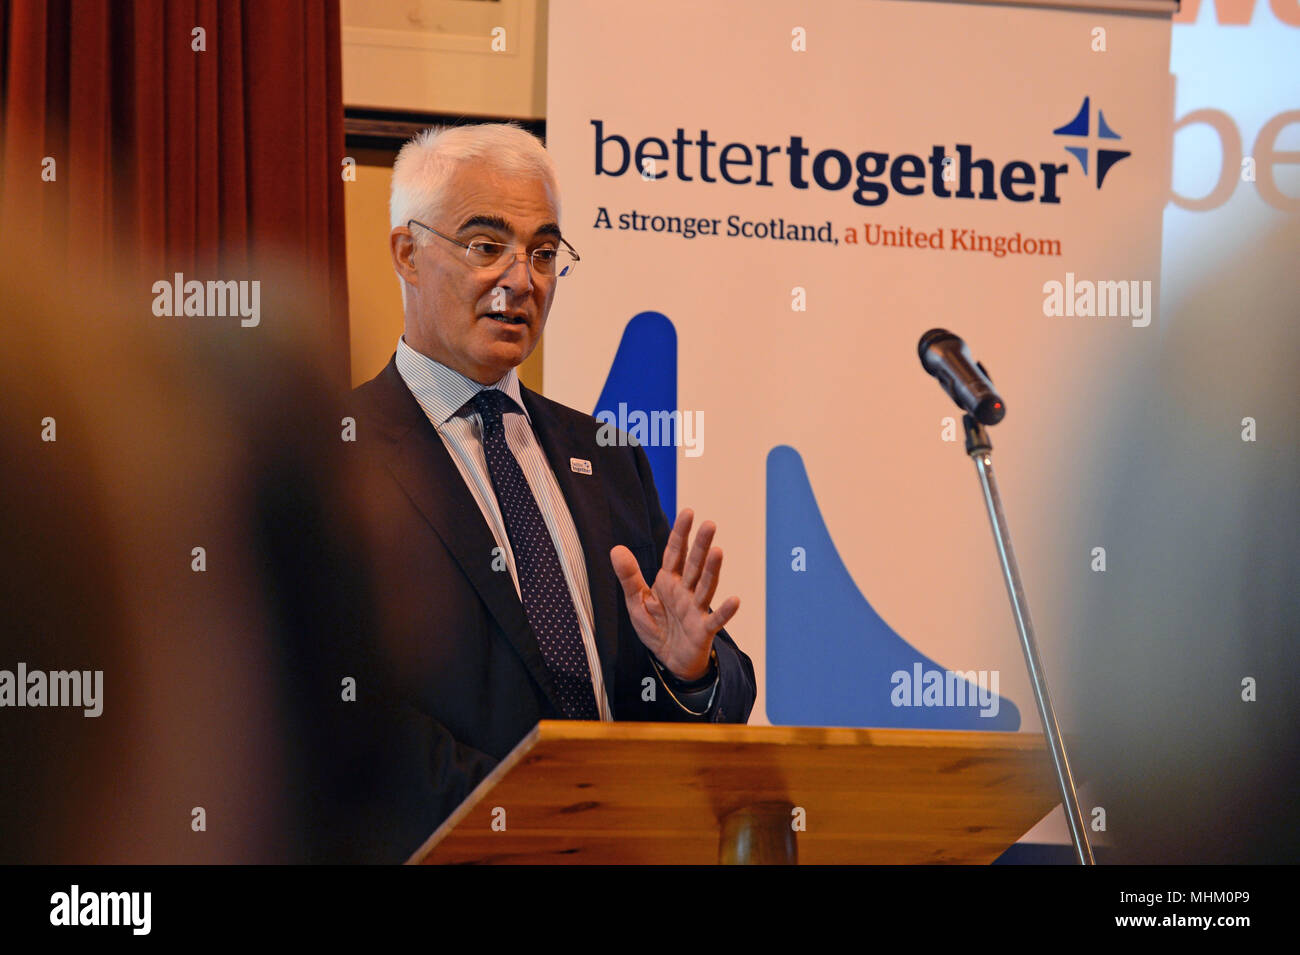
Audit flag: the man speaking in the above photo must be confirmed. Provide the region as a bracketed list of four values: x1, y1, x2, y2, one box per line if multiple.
[349, 123, 756, 856]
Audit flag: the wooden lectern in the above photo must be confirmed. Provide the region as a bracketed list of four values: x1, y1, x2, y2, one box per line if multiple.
[408, 722, 1060, 864]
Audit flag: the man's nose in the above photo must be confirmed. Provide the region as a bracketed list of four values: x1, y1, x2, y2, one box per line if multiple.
[496, 252, 534, 291]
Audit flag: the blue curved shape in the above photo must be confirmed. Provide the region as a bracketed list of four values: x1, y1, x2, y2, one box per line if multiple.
[594, 311, 677, 517]
[1065, 146, 1089, 176]
[766, 445, 1020, 729]
[1096, 149, 1131, 188]
[1097, 109, 1120, 140]
[1053, 96, 1090, 136]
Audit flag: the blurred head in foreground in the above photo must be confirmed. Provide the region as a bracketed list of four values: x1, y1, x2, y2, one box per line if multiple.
[0, 230, 420, 863]
[1068, 217, 1300, 863]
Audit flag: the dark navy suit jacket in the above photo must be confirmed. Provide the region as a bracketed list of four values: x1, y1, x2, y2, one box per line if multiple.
[346, 355, 756, 859]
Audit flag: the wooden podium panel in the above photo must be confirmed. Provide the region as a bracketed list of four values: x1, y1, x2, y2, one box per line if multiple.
[410, 722, 1059, 865]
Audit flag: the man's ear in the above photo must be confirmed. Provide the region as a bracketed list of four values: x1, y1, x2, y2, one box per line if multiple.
[390, 227, 419, 285]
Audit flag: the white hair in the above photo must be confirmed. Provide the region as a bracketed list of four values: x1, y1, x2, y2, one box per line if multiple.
[391, 122, 559, 232]
[389, 123, 560, 310]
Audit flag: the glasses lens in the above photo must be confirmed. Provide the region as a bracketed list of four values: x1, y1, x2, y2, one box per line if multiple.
[537, 249, 577, 278]
[466, 241, 507, 268]
[461, 240, 575, 277]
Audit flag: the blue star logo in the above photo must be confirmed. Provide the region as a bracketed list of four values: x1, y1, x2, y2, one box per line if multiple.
[1053, 96, 1131, 188]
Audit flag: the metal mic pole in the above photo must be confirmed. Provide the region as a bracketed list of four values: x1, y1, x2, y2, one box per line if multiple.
[962, 414, 1094, 865]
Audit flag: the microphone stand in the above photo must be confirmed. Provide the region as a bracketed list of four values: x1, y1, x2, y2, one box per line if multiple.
[962, 414, 1094, 865]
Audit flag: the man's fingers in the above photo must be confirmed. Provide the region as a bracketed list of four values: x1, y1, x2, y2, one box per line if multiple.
[693, 546, 723, 610]
[661, 508, 693, 576]
[681, 520, 716, 591]
[705, 595, 740, 634]
[609, 545, 647, 602]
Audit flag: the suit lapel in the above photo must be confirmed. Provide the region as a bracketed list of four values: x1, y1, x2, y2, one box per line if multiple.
[519, 385, 622, 702]
[365, 357, 567, 714]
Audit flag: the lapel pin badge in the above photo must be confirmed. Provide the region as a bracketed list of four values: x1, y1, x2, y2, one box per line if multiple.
[570, 457, 592, 475]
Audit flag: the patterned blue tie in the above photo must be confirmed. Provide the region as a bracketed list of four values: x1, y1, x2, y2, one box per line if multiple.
[471, 388, 599, 719]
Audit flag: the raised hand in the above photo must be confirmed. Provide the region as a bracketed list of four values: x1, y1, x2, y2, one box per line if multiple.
[609, 508, 740, 682]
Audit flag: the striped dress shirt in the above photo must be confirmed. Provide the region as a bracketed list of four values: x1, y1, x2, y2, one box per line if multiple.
[395, 337, 614, 721]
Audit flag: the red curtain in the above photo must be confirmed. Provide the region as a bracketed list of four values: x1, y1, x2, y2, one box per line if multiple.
[0, 0, 350, 385]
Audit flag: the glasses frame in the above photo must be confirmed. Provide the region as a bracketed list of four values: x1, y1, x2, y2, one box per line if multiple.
[406, 219, 580, 277]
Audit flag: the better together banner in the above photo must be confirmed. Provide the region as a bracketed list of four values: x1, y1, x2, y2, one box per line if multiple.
[545, 0, 1173, 735]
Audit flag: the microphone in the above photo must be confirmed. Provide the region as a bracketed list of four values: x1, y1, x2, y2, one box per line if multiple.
[917, 328, 1006, 425]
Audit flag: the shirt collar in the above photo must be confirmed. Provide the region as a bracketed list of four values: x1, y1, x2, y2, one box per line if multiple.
[395, 336, 530, 429]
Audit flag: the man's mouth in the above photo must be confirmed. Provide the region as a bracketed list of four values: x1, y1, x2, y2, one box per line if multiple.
[482, 312, 528, 326]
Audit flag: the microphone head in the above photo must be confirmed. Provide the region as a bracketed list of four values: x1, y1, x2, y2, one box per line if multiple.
[918, 327, 1007, 425]
[917, 328, 957, 365]
[973, 394, 1006, 426]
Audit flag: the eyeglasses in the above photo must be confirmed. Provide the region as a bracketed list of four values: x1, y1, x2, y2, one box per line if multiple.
[407, 219, 580, 278]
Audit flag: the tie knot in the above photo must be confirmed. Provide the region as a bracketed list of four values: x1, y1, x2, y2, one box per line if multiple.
[470, 387, 514, 427]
